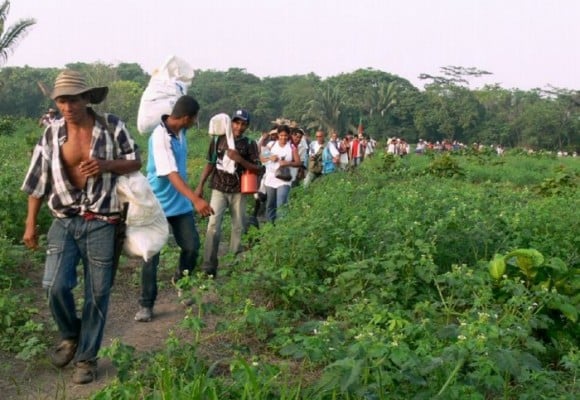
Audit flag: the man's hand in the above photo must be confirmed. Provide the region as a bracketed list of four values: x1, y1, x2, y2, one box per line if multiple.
[226, 149, 242, 162]
[193, 186, 204, 199]
[79, 158, 103, 177]
[193, 197, 214, 218]
[23, 223, 39, 250]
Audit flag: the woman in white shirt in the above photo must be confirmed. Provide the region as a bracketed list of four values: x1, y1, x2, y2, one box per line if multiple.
[261, 125, 301, 223]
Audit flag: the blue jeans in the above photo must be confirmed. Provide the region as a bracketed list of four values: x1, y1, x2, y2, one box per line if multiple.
[139, 211, 200, 308]
[265, 184, 291, 223]
[43, 216, 115, 363]
[202, 190, 246, 275]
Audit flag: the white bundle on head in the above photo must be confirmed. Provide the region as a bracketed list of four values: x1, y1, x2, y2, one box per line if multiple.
[209, 113, 231, 136]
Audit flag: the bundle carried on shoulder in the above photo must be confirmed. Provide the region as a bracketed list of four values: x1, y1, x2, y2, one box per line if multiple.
[136, 56, 194, 134]
[116, 171, 169, 261]
[209, 113, 236, 174]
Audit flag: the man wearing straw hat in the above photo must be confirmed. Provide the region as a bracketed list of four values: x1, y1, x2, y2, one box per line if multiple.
[21, 69, 142, 384]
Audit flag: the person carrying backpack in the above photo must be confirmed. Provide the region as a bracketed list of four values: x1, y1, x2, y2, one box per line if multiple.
[303, 129, 326, 187]
[195, 109, 261, 277]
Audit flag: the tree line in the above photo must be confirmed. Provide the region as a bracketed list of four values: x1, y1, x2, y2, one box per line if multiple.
[0, 63, 578, 151]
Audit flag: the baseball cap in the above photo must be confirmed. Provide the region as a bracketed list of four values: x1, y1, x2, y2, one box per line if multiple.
[232, 109, 250, 124]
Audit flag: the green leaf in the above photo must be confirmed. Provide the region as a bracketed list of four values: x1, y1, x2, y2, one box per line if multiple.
[549, 301, 578, 322]
[488, 254, 506, 280]
[544, 257, 568, 274]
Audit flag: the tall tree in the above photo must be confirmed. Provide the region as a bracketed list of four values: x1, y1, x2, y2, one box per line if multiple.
[0, 1, 36, 66]
[414, 83, 483, 143]
[304, 84, 343, 132]
[419, 65, 492, 87]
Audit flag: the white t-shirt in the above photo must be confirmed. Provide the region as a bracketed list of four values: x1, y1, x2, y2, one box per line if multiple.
[264, 141, 294, 189]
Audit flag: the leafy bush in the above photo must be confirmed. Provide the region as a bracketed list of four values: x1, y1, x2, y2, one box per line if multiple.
[0, 115, 17, 136]
[2, 124, 577, 398]
[0, 284, 46, 360]
[424, 153, 465, 178]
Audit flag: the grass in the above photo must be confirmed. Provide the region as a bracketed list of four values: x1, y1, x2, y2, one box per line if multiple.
[1, 119, 579, 399]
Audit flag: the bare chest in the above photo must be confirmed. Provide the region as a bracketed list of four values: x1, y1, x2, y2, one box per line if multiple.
[61, 129, 93, 188]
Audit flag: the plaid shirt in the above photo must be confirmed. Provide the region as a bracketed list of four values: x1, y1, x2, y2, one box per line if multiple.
[21, 108, 140, 218]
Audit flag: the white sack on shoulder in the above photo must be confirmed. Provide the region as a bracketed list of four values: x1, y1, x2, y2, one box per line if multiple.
[208, 113, 230, 136]
[209, 113, 236, 174]
[136, 55, 194, 134]
[117, 171, 169, 261]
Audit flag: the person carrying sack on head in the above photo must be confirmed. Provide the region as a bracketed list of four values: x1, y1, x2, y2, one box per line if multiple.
[21, 69, 142, 384]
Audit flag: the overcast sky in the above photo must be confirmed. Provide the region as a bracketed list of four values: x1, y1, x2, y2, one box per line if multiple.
[4, 0, 580, 90]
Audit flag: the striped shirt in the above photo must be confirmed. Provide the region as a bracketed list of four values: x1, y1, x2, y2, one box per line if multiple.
[21, 108, 140, 218]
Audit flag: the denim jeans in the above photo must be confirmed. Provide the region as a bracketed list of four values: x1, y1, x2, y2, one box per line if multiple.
[265, 184, 291, 223]
[139, 211, 200, 308]
[202, 190, 246, 275]
[42, 216, 115, 363]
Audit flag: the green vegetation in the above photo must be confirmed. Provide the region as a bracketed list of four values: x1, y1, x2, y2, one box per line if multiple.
[0, 122, 578, 398]
[1, 63, 579, 152]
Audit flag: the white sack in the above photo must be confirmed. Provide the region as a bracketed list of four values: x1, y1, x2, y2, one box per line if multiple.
[136, 56, 194, 134]
[117, 172, 169, 261]
[209, 113, 236, 174]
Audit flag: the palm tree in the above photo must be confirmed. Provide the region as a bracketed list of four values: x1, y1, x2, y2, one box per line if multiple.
[365, 81, 397, 117]
[304, 84, 343, 132]
[0, 1, 36, 67]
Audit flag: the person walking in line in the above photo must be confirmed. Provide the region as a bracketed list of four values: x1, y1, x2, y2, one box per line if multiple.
[38, 107, 58, 127]
[303, 129, 326, 187]
[195, 109, 261, 277]
[261, 124, 302, 222]
[134, 95, 214, 323]
[290, 127, 308, 185]
[21, 70, 142, 384]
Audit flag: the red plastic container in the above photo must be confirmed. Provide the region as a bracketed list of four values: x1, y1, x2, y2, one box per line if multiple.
[241, 170, 258, 194]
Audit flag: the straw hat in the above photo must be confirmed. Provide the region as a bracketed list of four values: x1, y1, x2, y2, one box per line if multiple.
[50, 70, 108, 104]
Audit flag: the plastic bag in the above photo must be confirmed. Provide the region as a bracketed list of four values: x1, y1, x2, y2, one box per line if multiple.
[136, 56, 194, 134]
[116, 172, 169, 261]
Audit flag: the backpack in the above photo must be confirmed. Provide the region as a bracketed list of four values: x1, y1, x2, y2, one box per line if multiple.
[309, 146, 323, 174]
[322, 146, 336, 174]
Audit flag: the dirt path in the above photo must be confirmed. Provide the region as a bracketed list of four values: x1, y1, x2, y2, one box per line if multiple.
[0, 261, 194, 400]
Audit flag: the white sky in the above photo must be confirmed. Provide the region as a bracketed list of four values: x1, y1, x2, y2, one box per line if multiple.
[4, 0, 580, 90]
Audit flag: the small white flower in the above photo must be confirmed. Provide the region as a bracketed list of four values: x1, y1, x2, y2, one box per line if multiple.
[458, 335, 467, 340]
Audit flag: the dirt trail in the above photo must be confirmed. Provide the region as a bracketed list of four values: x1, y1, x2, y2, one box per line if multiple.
[0, 262, 191, 400]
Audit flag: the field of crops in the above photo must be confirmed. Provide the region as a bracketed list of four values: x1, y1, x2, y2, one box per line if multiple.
[1, 119, 579, 399]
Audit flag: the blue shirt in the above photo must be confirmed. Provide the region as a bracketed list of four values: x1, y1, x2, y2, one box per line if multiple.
[147, 119, 192, 217]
